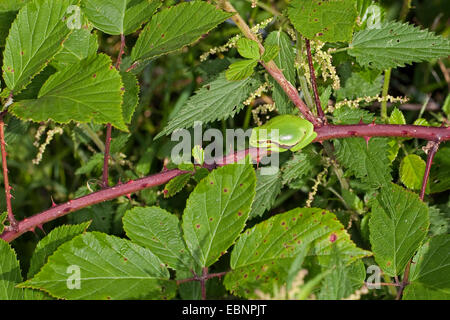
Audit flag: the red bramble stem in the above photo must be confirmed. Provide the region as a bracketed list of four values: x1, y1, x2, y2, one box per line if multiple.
[305, 38, 326, 125]
[0, 169, 188, 242]
[102, 123, 112, 188]
[314, 124, 450, 142]
[420, 141, 440, 200]
[102, 34, 126, 189]
[0, 115, 18, 231]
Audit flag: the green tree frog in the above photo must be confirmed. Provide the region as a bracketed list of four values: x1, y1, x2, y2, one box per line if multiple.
[250, 115, 317, 152]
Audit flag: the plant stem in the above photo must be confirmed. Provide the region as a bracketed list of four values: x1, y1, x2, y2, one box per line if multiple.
[80, 124, 125, 177]
[366, 282, 400, 287]
[102, 123, 112, 188]
[395, 141, 440, 300]
[381, 68, 392, 121]
[0, 148, 265, 242]
[115, 34, 126, 70]
[395, 259, 412, 300]
[305, 38, 326, 124]
[243, 104, 252, 130]
[314, 124, 450, 142]
[217, 0, 319, 126]
[1, 125, 449, 242]
[0, 169, 189, 242]
[330, 47, 349, 54]
[322, 141, 349, 190]
[419, 141, 440, 200]
[399, 0, 412, 22]
[201, 267, 208, 300]
[102, 34, 126, 188]
[244, 0, 281, 17]
[0, 114, 17, 231]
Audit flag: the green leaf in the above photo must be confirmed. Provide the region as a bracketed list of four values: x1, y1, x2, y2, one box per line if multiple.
[0, 0, 30, 12]
[13, 65, 56, 100]
[123, 207, 195, 270]
[131, 1, 233, 65]
[75, 153, 103, 175]
[177, 268, 201, 300]
[0, 240, 23, 299]
[332, 106, 375, 125]
[225, 59, 258, 81]
[155, 73, 261, 138]
[389, 107, 406, 125]
[0, 212, 7, 234]
[192, 145, 204, 165]
[250, 168, 282, 219]
[281, 148, 320, 186]
[120, 71, 139, 124]
[52, 28, 99, 70]
[224, 208, 370, 298]
[369, 183, 429, 276]
[265, 30, 296, 114]
[288, 0, 357, 42]
[443, 94, 450, 117]
[163, 173, 191, 198]
[81, 0, 161, 35]
[236, 38, 260, 60]
[318, 250, 366, 300]
[182, 164, 256, 267]
[404, 234, 450, 300]
[28, 222, 91, 278]
[430, 146, 450, 193]
[261, 45, 280, 63]
[428, 206, 449, 237]
[387, 108, 404, 162]
[11, 54, 127, 131]
[334, 137, 392, 189]
[20, 232, 176, 300]
[336, 71, 383, 100]
[69, 202, 113, 233]
[413, 118, 430, 126]
[348, 21, 450, 69]
[2, 0, 75, 93]
[399, 154, 427, 191]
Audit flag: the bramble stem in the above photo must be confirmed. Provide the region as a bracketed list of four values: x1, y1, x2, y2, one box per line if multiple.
[420, 141, 440, 200]
[115, 34, 126, 70]
[305, 38, 326, 124]
[217, 0, 319, 126]
[176, 269, 229, 300]
[1, 169, 189, 242]
[201, 267, 208, 300]
[314, 124, 450, 142]
[0, 114, 18, 231]
[102, 123, 112, 188]
[0, 148, 265, 242]
[396, 260, 412, 300]
[102, 34, 126, 188]
[2, 121, 448, 243]
[395, 141, 440, 299]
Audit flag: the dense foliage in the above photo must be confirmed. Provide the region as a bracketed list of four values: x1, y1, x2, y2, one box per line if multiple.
[0, 0, 449, 300]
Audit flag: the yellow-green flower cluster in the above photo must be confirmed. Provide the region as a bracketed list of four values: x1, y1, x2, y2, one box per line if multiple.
[200, 18, 273, 62]
[334, 94, 409, 110]
[251, 103, 276, 126]
[32, 126, 64, 165]
[297, 40, 341, 90]
[244, 81, 270, 106]
[306, 161, 330, 208]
